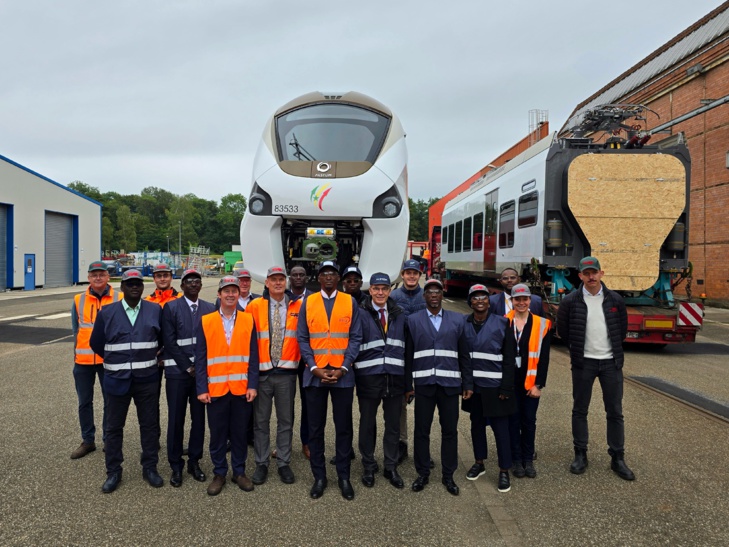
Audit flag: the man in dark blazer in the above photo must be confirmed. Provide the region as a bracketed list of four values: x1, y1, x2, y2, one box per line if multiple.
[489, 268, 544, 317]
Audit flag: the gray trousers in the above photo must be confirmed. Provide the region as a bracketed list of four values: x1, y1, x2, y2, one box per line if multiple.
[400, 399, 409, 444]
[253, 374, 296, 467]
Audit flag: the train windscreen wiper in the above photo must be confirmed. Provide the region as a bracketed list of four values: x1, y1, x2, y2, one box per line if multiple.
[289, 133, 317, 161]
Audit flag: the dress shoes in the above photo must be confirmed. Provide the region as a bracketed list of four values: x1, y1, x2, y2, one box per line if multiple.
[187, 462, 206, 482]
[71, 442, 96, 460]
[101, 473, 122, 494]
[361, 470, 375, 488]
[610, 452, 636, 481]
[383, 469, 404, 489]
[301, 444, 310, 460]
[207, 474, 226, 496]
[524, 461, 537, 479]
[252, 465, 268, 485]
[497, 471, 511, 493]
[411, 475, 429, 492]
[278, 465, 295, 484]
[142, 468, 164, 488]
[232, 474, 254, 491]
[310, 478, 327, 499]
[170, 470, 183, 488]
[512, 462, 526, 478]
[338, 478, 355, 500]
[570, 448, 588, 475]
[442, 477, 460, 496]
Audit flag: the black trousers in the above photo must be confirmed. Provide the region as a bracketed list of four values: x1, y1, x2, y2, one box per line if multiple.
[572, 358, 625, 453]
[297, 360, 309, 445]
[413, 384, 459, 479]
[166, 376, 205, 472]
[207, 393, 252, 477]
[305, 386, 354, 480]
[105, 378, 160, 476]
[358, 394, 401, 472]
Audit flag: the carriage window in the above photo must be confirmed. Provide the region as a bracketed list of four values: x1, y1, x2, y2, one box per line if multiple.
[463, 217, 472, 252]
[518, 191, 538, 228]
[276, 103, 391, 163]
[455, 221, 463, 253]
[473, 212, 483, 250]
[442, 225, 448, 247]
[447, 224, 455, 253]
[499, 201, 515, 248]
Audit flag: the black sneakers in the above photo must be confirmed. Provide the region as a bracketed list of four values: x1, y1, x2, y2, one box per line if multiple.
[497, 471, 511, 493]
[466, 462, 486, 481]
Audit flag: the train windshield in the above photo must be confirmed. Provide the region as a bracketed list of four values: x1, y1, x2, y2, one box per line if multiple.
[276, 104, 390, 163]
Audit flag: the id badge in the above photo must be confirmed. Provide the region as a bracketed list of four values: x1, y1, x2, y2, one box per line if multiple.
[515, 356, 522, 368]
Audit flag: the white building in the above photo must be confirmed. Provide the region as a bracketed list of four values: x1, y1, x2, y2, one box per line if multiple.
[0, 154, 101, 290]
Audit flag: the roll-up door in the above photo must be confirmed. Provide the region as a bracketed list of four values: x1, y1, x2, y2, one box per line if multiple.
[0, 205, 7, 290]
[45, 212, 73, 287]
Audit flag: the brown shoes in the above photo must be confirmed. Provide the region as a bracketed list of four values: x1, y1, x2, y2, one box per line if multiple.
[207, 474, 226, 496]
[232, 474, 254, 492]
[302, 444, 310, 460]
[70, 442, 96, 460]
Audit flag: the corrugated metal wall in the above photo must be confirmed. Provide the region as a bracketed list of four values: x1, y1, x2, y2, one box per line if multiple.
[0, 205, 6, 290]
[45, 212, 73, 287]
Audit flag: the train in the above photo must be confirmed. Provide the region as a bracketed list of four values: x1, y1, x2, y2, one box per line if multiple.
[434, 105, 703, 345]
[240, 91, 409, 287]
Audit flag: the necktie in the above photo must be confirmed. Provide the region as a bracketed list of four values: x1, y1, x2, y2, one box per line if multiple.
[271, 301, 283, 363]
[379, 308, 387, 332]
[191, 303, 198, 316]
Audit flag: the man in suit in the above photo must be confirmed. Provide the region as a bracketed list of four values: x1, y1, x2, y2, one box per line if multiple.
[160, 268, 215, 487]
[489, 268, 544, 316]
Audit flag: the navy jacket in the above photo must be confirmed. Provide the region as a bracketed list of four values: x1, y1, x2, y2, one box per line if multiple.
[161, 297, 216, 379]
[391, 286, 427, 317]
[489, 291, 544, 317]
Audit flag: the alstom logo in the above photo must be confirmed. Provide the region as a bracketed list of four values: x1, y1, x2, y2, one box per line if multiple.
[310, 184, 332, 211]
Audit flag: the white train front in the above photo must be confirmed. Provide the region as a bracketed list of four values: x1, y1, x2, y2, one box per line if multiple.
[240, 91, 409, 286]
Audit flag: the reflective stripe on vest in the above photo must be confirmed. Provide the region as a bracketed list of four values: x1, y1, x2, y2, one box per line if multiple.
[104, 359, 157, 372]
[469, 351, 503, 361]
[412, 368, 461, 379]
[305, 292, 351, 369]
[473, 370, 502, 379]
[506, 310, 551, 390]
[74, 288, 122, 364]
[201, 312, 253, 396]
[246, 297, 302, 372]
[161, 357, 194, 367]
[413, 349, 458, 360]
[177, 337, 196, 346]
[105, 341, 158, 352]
[354, 356, 405, 370]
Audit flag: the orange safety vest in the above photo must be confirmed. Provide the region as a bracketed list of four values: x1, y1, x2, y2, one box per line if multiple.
[74, 287, 122, 365]
[507, 310, 551, 390]
[305, 292, 352, 369]
[246, 297, 302, 372]
[200, 311, 253, 397]
[145, 288, 181, 307]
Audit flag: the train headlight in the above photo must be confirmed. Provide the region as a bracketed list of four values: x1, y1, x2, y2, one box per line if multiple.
[382, 198, 401, 218]
[250, 198, 265, 215]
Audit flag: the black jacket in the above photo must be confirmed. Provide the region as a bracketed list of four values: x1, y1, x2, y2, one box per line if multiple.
[557, 282, 627, 369]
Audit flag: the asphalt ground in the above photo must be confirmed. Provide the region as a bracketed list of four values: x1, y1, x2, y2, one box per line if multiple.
[0, 280, 728, 546]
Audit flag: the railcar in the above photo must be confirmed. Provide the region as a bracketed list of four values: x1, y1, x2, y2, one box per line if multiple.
[439, 105, 703, 344]
[240, 91, 409, 287]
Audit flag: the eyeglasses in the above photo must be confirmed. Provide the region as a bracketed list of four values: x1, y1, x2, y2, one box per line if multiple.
[471, 295, 488, 302]
[370, 286, 390, 293]
[184, 279, 202, 285]
[88, 273, 109, 279]
[319, 272, 338, 278]
[424, 289, 442, 295]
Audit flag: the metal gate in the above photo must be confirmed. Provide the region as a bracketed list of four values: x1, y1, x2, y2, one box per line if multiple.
[0, 205, 6, 290]
[45, 212, 73, 287]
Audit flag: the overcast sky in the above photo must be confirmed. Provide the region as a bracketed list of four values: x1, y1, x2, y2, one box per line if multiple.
[0, 1, 721, 203]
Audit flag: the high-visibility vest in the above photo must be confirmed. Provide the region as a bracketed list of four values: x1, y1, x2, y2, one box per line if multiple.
[246, 297, 302, 372]
[201, 312, 253, 397]
[101, 302, 161, 379]
[409, 309, 464, 388]
[506, 310, 551, 390]
[463, 313, 509, 389]
[74, 287, 122, 365]
[145, 288, 181, 307]
[305, 292, 352, 369]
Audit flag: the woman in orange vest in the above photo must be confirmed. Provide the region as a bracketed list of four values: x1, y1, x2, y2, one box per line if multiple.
[506, 284, 552, 480]
[194, 276, 259, 496]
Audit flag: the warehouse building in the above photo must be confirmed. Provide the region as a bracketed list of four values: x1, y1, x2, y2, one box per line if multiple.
[0, 154, 101, 290]
[562, 2, 729, 304]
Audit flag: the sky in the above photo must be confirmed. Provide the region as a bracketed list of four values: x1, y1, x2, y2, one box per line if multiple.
[0, 1, 722, 203]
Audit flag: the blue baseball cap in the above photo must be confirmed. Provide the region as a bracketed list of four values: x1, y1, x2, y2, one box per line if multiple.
[318, 261, 339, 274]
[369, 272, 391, 286]
[401, 259, 422, 273]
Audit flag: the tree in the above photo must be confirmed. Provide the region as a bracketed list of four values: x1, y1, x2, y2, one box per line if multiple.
[115, 205, 137, 252]
[68, 181, 103, 202]
[408, 197, 441, 241]
[216, 193, 247, 251]
[102, 216, 115, 254]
